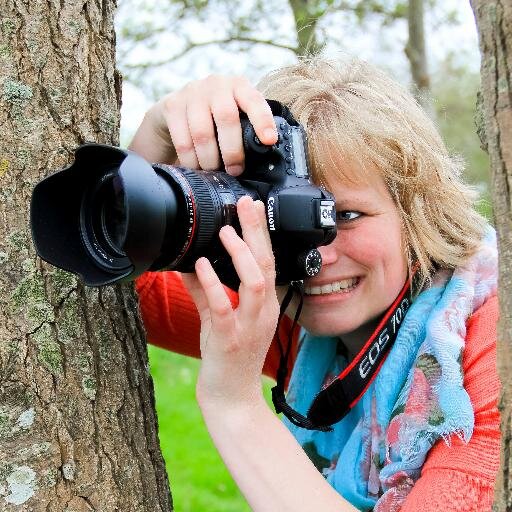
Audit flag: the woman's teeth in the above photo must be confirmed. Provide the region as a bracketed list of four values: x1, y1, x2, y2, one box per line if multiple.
[304, 277, 359, 296]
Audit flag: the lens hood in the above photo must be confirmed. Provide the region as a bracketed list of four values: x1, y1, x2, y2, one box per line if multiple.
[30, 143, 169, 286]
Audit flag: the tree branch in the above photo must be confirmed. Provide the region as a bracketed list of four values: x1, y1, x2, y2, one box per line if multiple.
[121, 36, 298, 70]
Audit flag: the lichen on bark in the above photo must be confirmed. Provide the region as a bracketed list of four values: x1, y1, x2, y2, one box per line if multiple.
[2, 79, 33, 120]
[10, 270, 55, 330]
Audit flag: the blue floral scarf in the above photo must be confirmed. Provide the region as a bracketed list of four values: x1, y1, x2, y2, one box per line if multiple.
[282, 228, 497, 511]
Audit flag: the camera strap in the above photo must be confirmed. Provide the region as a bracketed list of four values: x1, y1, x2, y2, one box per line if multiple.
[271, 276, 414, 432]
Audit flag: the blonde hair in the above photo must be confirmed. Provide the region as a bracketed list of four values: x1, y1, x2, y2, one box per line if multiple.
[257, 56, 487, 292]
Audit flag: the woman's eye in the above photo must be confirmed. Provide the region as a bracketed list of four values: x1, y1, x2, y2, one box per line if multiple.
[336, 211, 362, 222]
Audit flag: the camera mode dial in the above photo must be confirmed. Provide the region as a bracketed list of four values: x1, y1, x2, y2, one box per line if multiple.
[298, 248, 322, 277]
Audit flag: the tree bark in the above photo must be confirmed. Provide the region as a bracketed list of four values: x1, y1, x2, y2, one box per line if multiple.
[405, 0, 434, 116]
[0, 0, 172, 510]
[470, 1, 512, 511]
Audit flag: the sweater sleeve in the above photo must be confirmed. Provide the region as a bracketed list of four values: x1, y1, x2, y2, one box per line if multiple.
[134, 270, 300, 389]
[400, 295, 501, 512]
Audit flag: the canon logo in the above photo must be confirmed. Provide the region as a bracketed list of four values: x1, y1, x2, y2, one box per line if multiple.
[267, 197, 276, 231]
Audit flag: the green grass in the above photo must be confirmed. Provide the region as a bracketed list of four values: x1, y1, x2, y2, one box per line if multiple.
[148, 345, 276, 511]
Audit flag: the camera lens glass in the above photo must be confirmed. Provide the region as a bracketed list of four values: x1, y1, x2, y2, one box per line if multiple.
[80, 171, 132, 270]
[100, 175, 127, 254]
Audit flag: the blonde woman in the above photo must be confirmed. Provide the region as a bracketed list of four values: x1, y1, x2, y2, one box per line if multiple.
[131, 57, 500, 511]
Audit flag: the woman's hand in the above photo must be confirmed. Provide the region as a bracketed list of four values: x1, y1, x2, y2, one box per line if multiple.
[181, 196, 280, 409]
[128, 75, 278, 175]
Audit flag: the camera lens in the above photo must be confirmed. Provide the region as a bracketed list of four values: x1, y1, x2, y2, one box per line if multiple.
[100, 175, 127, 254]
[30, 141, 336, 288]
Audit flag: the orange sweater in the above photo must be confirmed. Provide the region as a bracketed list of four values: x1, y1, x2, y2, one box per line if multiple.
[135, 270, 501, 512]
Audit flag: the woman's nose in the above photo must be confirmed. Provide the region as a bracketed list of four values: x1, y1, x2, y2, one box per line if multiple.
[317, 241, 338, 266]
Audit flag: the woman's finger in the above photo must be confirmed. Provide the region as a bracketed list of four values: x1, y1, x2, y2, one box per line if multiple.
[218, 223, 266, 320]
[237, 197, 276, 290]
[180, 271, 209, 321]
[236, 197, 279, 325]
[162, 92, 199, 169]
[193, 257, 235, 335]
[210, 92, 245, 176]
[186, 83, 221, 170]
[233, 78, 278, 146]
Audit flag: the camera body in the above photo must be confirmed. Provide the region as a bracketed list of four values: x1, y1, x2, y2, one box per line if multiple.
[30, 101, 337, 288]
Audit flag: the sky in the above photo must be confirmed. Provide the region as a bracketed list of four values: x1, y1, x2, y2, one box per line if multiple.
[116, 0, 482, 146]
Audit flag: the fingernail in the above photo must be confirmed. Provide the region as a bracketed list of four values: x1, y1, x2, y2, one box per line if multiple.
[254, 199, 264, 212]
[226, 165, 243, 176]
[264, 128, 277, 141]
[196, 257, 209, 271]
[219, 225, 235, 238]
[238, 195, 252, 205]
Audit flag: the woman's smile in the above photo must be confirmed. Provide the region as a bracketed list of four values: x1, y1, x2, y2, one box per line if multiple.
[304, 276, 361, 295]
[303, 276, 363, 304]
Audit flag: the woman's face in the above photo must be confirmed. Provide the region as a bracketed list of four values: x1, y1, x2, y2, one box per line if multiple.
[296, 162, 409, 337]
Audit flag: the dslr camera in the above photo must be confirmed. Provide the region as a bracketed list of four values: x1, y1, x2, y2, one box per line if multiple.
[30, 100, 337, 289]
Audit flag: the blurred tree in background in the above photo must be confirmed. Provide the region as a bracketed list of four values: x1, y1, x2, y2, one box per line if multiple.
[118, 0, 438, 94]
[116, 0, 489, 200]
[432, 54, 491, 214]
[119, 0, 434, 112]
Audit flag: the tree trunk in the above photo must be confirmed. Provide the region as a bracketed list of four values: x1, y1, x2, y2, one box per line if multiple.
[470, 1, 512, 511]
[0, 0, 172, 510]
[289, 0, 324, 56]
[405, 0, 434, 117]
